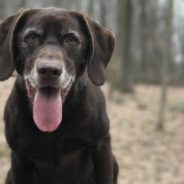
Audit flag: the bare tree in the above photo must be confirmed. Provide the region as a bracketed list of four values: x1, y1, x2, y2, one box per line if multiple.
[139, 0, 149, 82]
[100, 0, 107, 26]
[88, 0, 94, 17]
[157, 0, 173, 130]
[0, 0, 5, 18]
[117, 0, 134, 92]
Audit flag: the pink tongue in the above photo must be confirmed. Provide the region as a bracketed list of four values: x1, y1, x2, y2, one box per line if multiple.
[33, 88, 62, 132]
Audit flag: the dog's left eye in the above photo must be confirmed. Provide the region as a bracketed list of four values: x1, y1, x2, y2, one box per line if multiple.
[24, 33, 40, 43]
[64, 35, 79, 45]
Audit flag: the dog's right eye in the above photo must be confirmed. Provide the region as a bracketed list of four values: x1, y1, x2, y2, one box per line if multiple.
[24, 33, 39, 43]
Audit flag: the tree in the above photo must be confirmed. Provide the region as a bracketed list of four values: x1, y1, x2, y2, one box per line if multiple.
[0, 0, 5, 18]
[88, 0, 94, 18]
[137, 0, 163, 84]
[139, 0, 149, 82]
[100, 0, 107, 26]
[157, 0, 173, 130]
[117, 0, 134, 92]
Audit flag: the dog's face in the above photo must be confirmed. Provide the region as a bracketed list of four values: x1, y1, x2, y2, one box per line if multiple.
[16, 9, 89, 101]
[0, 8, 114, 132]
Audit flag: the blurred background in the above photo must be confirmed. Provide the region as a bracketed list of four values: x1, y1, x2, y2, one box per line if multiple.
[0, 0, 184, 183]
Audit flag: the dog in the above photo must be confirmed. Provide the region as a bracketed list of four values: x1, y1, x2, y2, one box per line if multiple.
[0, 8, 118, 184]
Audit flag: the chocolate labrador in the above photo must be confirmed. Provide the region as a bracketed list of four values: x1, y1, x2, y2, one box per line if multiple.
[0, 8, 118, 184]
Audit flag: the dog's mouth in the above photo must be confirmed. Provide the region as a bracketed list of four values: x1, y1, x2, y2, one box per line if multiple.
[26, 80, 73, 132]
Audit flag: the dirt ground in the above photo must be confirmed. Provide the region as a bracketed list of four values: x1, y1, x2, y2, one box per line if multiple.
[1, 78, 184, 184]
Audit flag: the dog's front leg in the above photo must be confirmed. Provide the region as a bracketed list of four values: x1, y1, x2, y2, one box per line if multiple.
[93, 134, 114, 184]
[10, 152, 33, 184]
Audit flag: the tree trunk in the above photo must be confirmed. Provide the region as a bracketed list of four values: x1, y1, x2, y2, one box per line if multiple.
[0, 0, 5, 18]
[139, 0, 149, 83]
[157, 0, 173, 131]
[88, 0, 94, 18]
[100, 0, 107, 26]
[118, 0, 134, 92]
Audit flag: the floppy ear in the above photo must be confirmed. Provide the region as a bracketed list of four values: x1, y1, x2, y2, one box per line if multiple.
[0, 9, 29, 81]
[81, 13, 115, 86]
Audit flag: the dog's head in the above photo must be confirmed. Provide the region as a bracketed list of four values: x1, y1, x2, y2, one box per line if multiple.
[0, 8, 114, 132]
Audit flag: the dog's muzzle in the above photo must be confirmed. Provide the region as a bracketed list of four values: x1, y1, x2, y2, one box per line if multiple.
[25, 60, 75, 133]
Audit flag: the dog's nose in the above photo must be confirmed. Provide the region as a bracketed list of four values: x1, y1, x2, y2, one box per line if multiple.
[37, 62, 62, 79]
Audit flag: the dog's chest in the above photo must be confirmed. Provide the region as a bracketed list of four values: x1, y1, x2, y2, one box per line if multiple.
[18, 132, 93, 160]
[31, 146, 95, 184]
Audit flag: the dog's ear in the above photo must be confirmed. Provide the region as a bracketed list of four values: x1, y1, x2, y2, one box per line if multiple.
[77, 12, 115, 86]
[0, 9, 30, 81]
